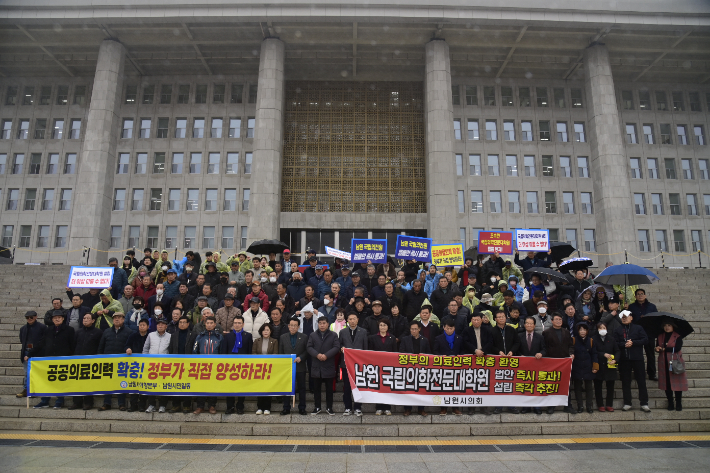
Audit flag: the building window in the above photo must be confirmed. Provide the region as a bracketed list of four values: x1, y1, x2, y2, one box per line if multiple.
[195, 84, 207, 104]
[222, 226, 234, 249]
[128, 188, 143, 211]
[672, 91, 684, 111]
[108, 226, 120, 248]
[113, 189, 125, 211]
[677, 125, 688, 145]
[489, 191, 502, 213]
[694, 125, 706, 145]
[691, 230, 703, 252]
[165, 226, 177, 249]
[142, 85, 154, 104]
[633, 193, 646, 215]
[210, 118, 223, 138]
[455, 154, 463, 176]
[42, 189, 54, 210]
[34, 119, 46, 139]
[458, 190, 465, 213]
[240, 226, 248, 249]
[519, 87, 531, 107]
[560, 156, 572, 177]
[642, 124, 654, 144]
[226, 153, 239, 174]
[116, 153, 129, 174]
[581, 192, 593, 214]
[52, 119, 64, 139]
[584, 230, 596, 252]
[549, 229, 559, 244]
[202, 226, 215, 249]
[526, 191, 538, 214]
[171, 153, 183, 174]
[213, 84, 225, 104]
[539, 121, 550, 141]
[124, 85, 137, 104]
[554, 88, 565, 108]
[566, 229, 577, 248]
[46, 153, 59, 175]
[505, 155, 518, 176]
[150, 189, 162, 211]
[521, 121, 533, 141]
[168, 189, 180, 211]
[681, 159, 693, 179]
[467, 120, 479, 140]
[5, 86, 17, 105]
[472, 228, 484, 247]
[664, 158, 676, 179]
[136, 118, 150, 139]
[186, 189, 199, 211]
[459, 228, 466, 245]
[556, 122, 568, 142]
[128, 226, 140, 248]
[242, 188, 250, 211]
[160, 85, 172, 104]
[17, 120, 29, 139]
[699, 160, 709, 180]
[545, 191, 557, 213]
[36, 226, 49, 248]
[183, 226, 196, 249]
[153, 152, 165, 174]
[13, 153, 24, 174]
[621, 90, 634, 110]
[625, 124, 637, 144]
[647, 158, 658, 179]
[638, 230, 650, 252]
[655, 230, 667, 252]
[704, 195, 710, 215]
[487, 155, 499, 176]
[503, 120, 515, 141]
[453, 119, 461, 140]
[22, 86, 34, 105]
[660, 123, 672, 144]
[247, 118, 255, 138]
[154, 117, 168, 138]
[639, 90, 651, 110]
[205, 189, 218, 211]
[189, 153, 201, 174]
[630, 158, 642, 179]
[508, 191, 520, 213]
[563, 192, 574, 214]
[231, 84, 244, 104]
[205, 152, 219, 174]
[483, 86, 495, 106]
[669, 193, 681, 215]
[651, 194, 663, 215]
[64, 153, 76, 174]
[471, 191, 483, 213]
[521, 155, 536, 177]
[536, 87, 548, 107]
[451, 85, 460, 105]
[577, 157, 589, 178]
[1, 119, 11, 139]
[193, 118, 205, 138]
[468, 154, 481, 176]
[689, 92, 702, 112]
[673, 230, 685, 252]
[248, 85, 258, 104]
[73, 85, 86, 105]
[485, 120, 497, 140]
[175, 118, 186, 138]
[0, 153, 5, 174]
[1, 225, 13, 247]
[121, 119, 133, 139]
[687, 194, 698, 216]
[571, 88, 583, 108]
[29, 154, 41, 174]
[542, 155, 553, 177]
[656, 91, 668, 111]
[574, 122, 585, 142]
[177, 84, 190, 103]
[229, 118, 241, 138]
[465, 86, 477, 105]
[24, 188, 36, 211]
[135, 153, 147, 174]
[6, 189, 18, 210]
[245, 153, 253, 174]
[147, 226, 159, 248]
[224, 189, 237, 211]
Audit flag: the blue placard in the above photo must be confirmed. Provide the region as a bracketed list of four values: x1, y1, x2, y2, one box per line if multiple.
[395, 235, 432, 262]
[350, 239, 388, 264]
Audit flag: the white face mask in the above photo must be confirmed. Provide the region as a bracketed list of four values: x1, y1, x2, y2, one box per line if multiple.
[161, 266, 168, 272]
[261, 277, 267, 283]
[185, 267, 192, 272]
[598, 329, 608, 336]
[269, 277, 277, 283]
[538, 307, 547, 314]
[490, 277, 497, 283]
[156, 289, 164, 295]
[154, 309, 162, 315]
[323, 298, 330, 305]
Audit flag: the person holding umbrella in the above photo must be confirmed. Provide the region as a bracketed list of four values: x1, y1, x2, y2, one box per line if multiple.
[613, 310, 651, 412]
[655, 319, 688, 411]
[628, 288, 659, 381]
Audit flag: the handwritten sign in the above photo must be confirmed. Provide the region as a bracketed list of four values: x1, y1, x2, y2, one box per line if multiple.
[351, 239, 387, 264]
[67, 266, 114, 289]
[515, 229, 549, 251]
[477, 231, 514, 255]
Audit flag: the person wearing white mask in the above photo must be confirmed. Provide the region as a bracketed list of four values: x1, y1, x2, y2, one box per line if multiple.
[147, 283, 172, 316]
[531, 300, 553, 335]
[592, 321, 620, 412]
[319, 292, 338, 323]
[262, 271, 278, 301]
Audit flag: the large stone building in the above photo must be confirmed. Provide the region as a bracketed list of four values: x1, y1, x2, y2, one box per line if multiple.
[0, 1, 709, 267]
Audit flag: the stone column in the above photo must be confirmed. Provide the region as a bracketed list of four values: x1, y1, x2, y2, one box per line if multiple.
[248, 38, 285, 244]
[583, 44, 635, 262]
[69, 40, 125, 264]
[424, 39, 458, 244]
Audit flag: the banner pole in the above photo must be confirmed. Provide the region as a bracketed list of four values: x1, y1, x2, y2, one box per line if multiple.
[292, 395, 295, 409]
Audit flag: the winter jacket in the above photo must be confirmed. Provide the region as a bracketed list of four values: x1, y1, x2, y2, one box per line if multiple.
[125, 308, 149, 331]
[73, 325, 102, 356]
[502, 300, 528, 320]
[403, 288, 428, 321]
[169, 328, 195, 355]
[543, 327, 574, 358]
[429, 285, 458, 317]
[501, 264, 523, 282]
[162, 279, 180, 300]
[142, 331, 171, 354]
[490, 324, 521, 355]
[441, 307, 470, 335]
[462, 325, 494, 355]
[368, 333, 398, 352]
[214, 305, 241, 334]
[91, 289, 124, 330]
[628, 300, 658, 325]
[193, 330, 223, 354]
[98, 325, 134, 354]
[41, 324, 75, 357]
[242, 308, 270, 338]
[307, 329, 340, 378]
[389, 314, 409, 340]
[423, 272, 442, 297]
[572, 335, 599, 380]
[125, 331, 148, 354]
[279, 332, 308, 372]
[65, 305, 91, 331]
[66, 289, 101, 310]
[19, 321, 46, 361]
[531, 313, 554, 335]
[286, 280, 307, 303]
[613, 323, 648, 362]
[242, 290, 270, 313]
[433, 333, 463, 356]
[363, 314, 393, 336]
[592, 332, 619, 381]
[135, 282, 157, 301]
[482, 257, 505, 278]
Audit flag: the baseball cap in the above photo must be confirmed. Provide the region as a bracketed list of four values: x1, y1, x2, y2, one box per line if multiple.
[315, 265, 323, 270]
[537, 300, 548, 306]
[371, 300, 382, 307]
[309, 256, 317, 262]
[196, 296, 208, 301]
[341, 264, 350, 270]
[167, 269, 177, 274]
[283, 249, 291, 254]
[224, 294, 235, 300]
[156, 317, 168, 325]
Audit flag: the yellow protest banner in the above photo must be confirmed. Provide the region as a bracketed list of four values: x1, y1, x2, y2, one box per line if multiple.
[431, 243, 465, 266]
[28, 354, 295, 397]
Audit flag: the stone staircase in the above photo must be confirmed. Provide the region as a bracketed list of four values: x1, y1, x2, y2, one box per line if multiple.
[0, 265, 709, 437]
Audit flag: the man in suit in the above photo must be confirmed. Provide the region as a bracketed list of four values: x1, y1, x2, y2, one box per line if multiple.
[168, 315, 195, 413]
[542, 313, 576, 414]
[338, 312, 368, 416]
[399, 320, 430, 417]
[418, 305, 440, 347]
[279, 317, 308, 415]
[490, 309, 521, 414]
[462, 312, 494, 356]
[221, 314, 253, 414]
[433, 318, 464, 416]
[518, 316, 547, 414]
[307, 316, 341, 415]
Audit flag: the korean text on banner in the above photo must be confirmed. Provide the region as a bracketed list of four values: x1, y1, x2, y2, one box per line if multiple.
[395, 235, 432, 263]
[325, 246, 351, 260]
[350, 239, 387, 264]
[67, 266, 114, 289]
[431, 243, 464, 266]
[515, 229, 550, 251]
[28, 354, 296, 397]
[478, 231, 514, 254]
[343, 349, 571, 407]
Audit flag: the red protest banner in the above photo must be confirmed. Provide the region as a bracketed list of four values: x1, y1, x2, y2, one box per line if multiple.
[343, 349, 571, 407]
[478, 231, 514, 254]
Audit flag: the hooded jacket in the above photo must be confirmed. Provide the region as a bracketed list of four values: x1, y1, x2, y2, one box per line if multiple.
[423, 271, 442, 297]
[91, 289, 124, 330]
[242, 290, 270, 313]
[193, 330, 223, 354]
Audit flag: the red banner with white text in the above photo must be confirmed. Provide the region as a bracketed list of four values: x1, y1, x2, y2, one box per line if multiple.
[343, 349, 571, 407]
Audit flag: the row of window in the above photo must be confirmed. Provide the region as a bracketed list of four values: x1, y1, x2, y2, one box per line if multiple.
[636, 229, 705, 253]
[3, 189, 72, 211]
[451, 85, 584, 108]
[120, 117, 254, 140]
[632, 193, 710, 217]
[114, 151, 253, 176]
[4, 85, 88, 107]
[1, 118, 81, 140]
[458, 190, 593, 215]
[0, 153, 77, 175]
[0, 224, 249, 251]
[123, 83, 257, 106]
[111, 188, 251, 213]
[630, 157, 709, 180]
[453, 119, 586, 143]
[455, 154, 590, 178]
[624, 123, 705, 146]
[620, 90, 710, 113]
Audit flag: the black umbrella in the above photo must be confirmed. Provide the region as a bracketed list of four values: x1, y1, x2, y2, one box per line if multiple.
[246, 239, 290, 255]
[0, 246, 11, 264]
[638, 312, 694, 339]
[464, 246, 478, 260]
[524, 267, 568, 283]
[537, 242, 575, 262]
[559, 257, 594, 272]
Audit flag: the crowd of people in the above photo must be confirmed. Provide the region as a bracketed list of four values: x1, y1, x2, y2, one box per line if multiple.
[17, 247, 687, 416]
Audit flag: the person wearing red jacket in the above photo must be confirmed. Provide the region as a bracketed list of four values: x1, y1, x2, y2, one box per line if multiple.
[134, 275, 157, 301]
[242, 282, 270, 312]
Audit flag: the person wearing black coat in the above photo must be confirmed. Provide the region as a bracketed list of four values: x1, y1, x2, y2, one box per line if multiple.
[613, 311, 650, 411]
[368, 318, 397, 415]
[168, 315, 196, 412]
[363, 302, 392, 336]
[490, 310, 521, 356]
[66, 288, 101, 311]
[33, 311, 75, 409]
[571, 322, 599, 413]
[124, 319, 150, 412]
[221, 315, 254, 414]
[69, 313, 103, 410]
[400, 321, 432, 415]
[402, 280, 427, 321]
[402, 261, 420, 283]
[542, 313, 576, 414]
[97, 313, 134, 411]
[518, 316, 547, 414]
[592, 321, 620, 412]
[482, 254, 505, 277]
[462, 313, 494, 356]
[388, 304, 409, 342]
[429, 278, 458, 318]
[434, 318, 464, 415]
[280, 317, 309, 415]
[17, 311, 45, 398]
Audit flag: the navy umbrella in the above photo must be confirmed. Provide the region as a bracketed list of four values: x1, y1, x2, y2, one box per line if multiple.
[559, 257, 593, 272]
[638, 312, 694, 339]
[594, 263, 660, 286]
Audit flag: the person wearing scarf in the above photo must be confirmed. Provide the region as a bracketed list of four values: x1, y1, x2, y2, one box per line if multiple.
[433, 318, 463, 415]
